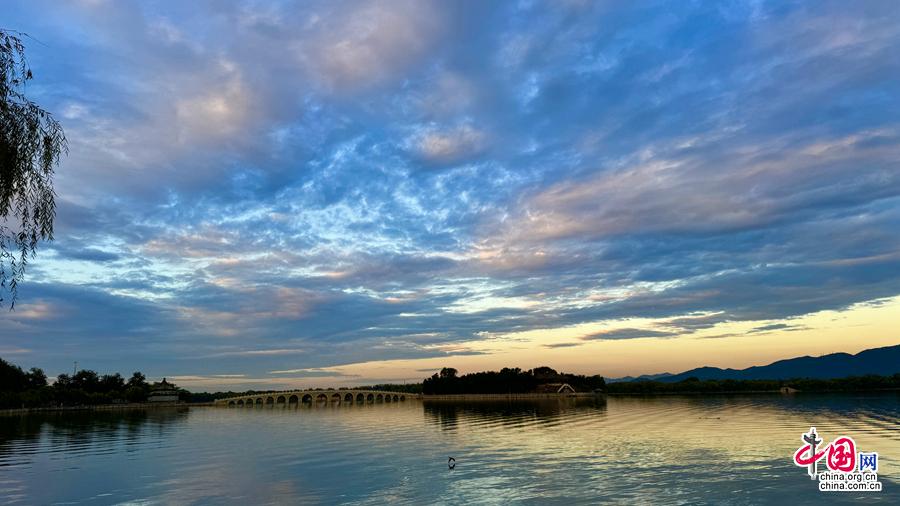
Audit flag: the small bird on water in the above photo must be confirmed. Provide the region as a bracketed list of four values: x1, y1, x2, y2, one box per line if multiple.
[448, 457, 456, 470]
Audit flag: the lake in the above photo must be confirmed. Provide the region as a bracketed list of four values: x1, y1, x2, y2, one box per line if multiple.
[1, 394, 897, 504]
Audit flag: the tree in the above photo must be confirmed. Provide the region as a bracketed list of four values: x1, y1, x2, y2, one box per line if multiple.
[100, 373, 124, 392]
[0, 357, 28, 391]
[531, 366, 558, 378]
[1, 29, 66, 308]
[125, 371, 148, 402]
[26, 366, 46, 388]
[125, 386, 148, 403]
[439, 367, 457, 379]
[54, 373, 71, 388]
[127, 371, 147, 388]
[71, 369, 100, 392]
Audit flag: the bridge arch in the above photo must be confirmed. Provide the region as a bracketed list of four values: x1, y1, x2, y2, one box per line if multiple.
[384, 394, 391, 403]
[256, 398, 263, 405]
[228, 400, 235, 406]
[356, 393, 364, 403]
[266, 396, 274, 405]
[316, 393, 328, 403]
[237, 400, 244, 406]
[331, 393, 341, 403]
[288, 394, 299, 405]
[393, 395, 399, 402]
[276, 395, 286, 405]
[245, 399, 254, 407]
[400, 395, 406, 401]
[344, 393, 353, 403]
[366, 393, 374, 403]
[376, 393, 384, 402]
[302, 394, 313, 404]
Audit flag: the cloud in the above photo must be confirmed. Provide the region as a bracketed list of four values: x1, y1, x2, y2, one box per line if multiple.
[413, 124, 487, 165]
[173, 62, 254, 144]
[163, 374, 359, 390]
[267, 368, 358, 378]
[49, 244, 120, 263]
[581, 328, 679, 341]
[1, 0, 898, 384]
[543, 342, 584, 348]
[486, 128, 900, 247]
[0, 347, 31, 355]
[297, 0, 444, 92]
[206, 349, 307, 358]
[748, 322, 809, 334]
[662, 313, 731, 332]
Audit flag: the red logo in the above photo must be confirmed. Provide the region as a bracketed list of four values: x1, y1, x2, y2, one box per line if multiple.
[826, 437, 856, 472]
[793, 427, 857, 477]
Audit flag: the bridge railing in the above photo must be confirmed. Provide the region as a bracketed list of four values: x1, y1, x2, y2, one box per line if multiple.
[216, 390, 418, 406]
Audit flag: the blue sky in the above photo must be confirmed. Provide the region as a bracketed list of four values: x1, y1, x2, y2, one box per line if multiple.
[2, 0, 899, 390]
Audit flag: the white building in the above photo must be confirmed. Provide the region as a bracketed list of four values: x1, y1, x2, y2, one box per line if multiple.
[148, 378, 180, 403]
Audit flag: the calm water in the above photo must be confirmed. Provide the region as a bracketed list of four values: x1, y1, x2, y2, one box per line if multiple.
[1, 394, 897, 505]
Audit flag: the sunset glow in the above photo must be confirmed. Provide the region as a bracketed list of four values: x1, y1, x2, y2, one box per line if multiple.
[3, 0, 899, 390]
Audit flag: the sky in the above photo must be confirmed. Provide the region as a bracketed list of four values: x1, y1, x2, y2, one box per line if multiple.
[2, 0, 899, 391]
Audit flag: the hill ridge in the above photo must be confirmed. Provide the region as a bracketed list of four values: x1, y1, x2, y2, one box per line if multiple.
[614, 344, 900, 382]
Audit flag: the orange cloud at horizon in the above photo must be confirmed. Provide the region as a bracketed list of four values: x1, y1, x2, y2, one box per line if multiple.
[176, 296, 900, 391]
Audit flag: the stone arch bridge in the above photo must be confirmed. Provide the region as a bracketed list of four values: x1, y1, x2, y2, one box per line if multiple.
[215, 390, 417, 407]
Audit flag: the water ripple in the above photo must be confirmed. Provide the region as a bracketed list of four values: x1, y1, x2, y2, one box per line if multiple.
[0, 395, 897, 504]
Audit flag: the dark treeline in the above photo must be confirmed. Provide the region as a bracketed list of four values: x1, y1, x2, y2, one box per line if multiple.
[184, 390, 264, 403]
[357, 383, 422, 394]
[606, 374, 900, 394]
[0, 358, 188, 409]
[422, 366, 606, 395]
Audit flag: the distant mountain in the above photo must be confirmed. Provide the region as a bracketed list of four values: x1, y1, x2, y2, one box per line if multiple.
[622, 344, 900, 383]
[607, 372, 673, 383]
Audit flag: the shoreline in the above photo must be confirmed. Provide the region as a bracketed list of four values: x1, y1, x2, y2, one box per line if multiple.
[421, 393, 603, 401]
[0, 402, 212, 416]
[605, 387, 900, 396]
[5, 389, 896, 415]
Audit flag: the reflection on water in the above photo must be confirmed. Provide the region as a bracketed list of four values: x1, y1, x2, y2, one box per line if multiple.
[0, 394, 897, 504]
[424, 398, 607, 431]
